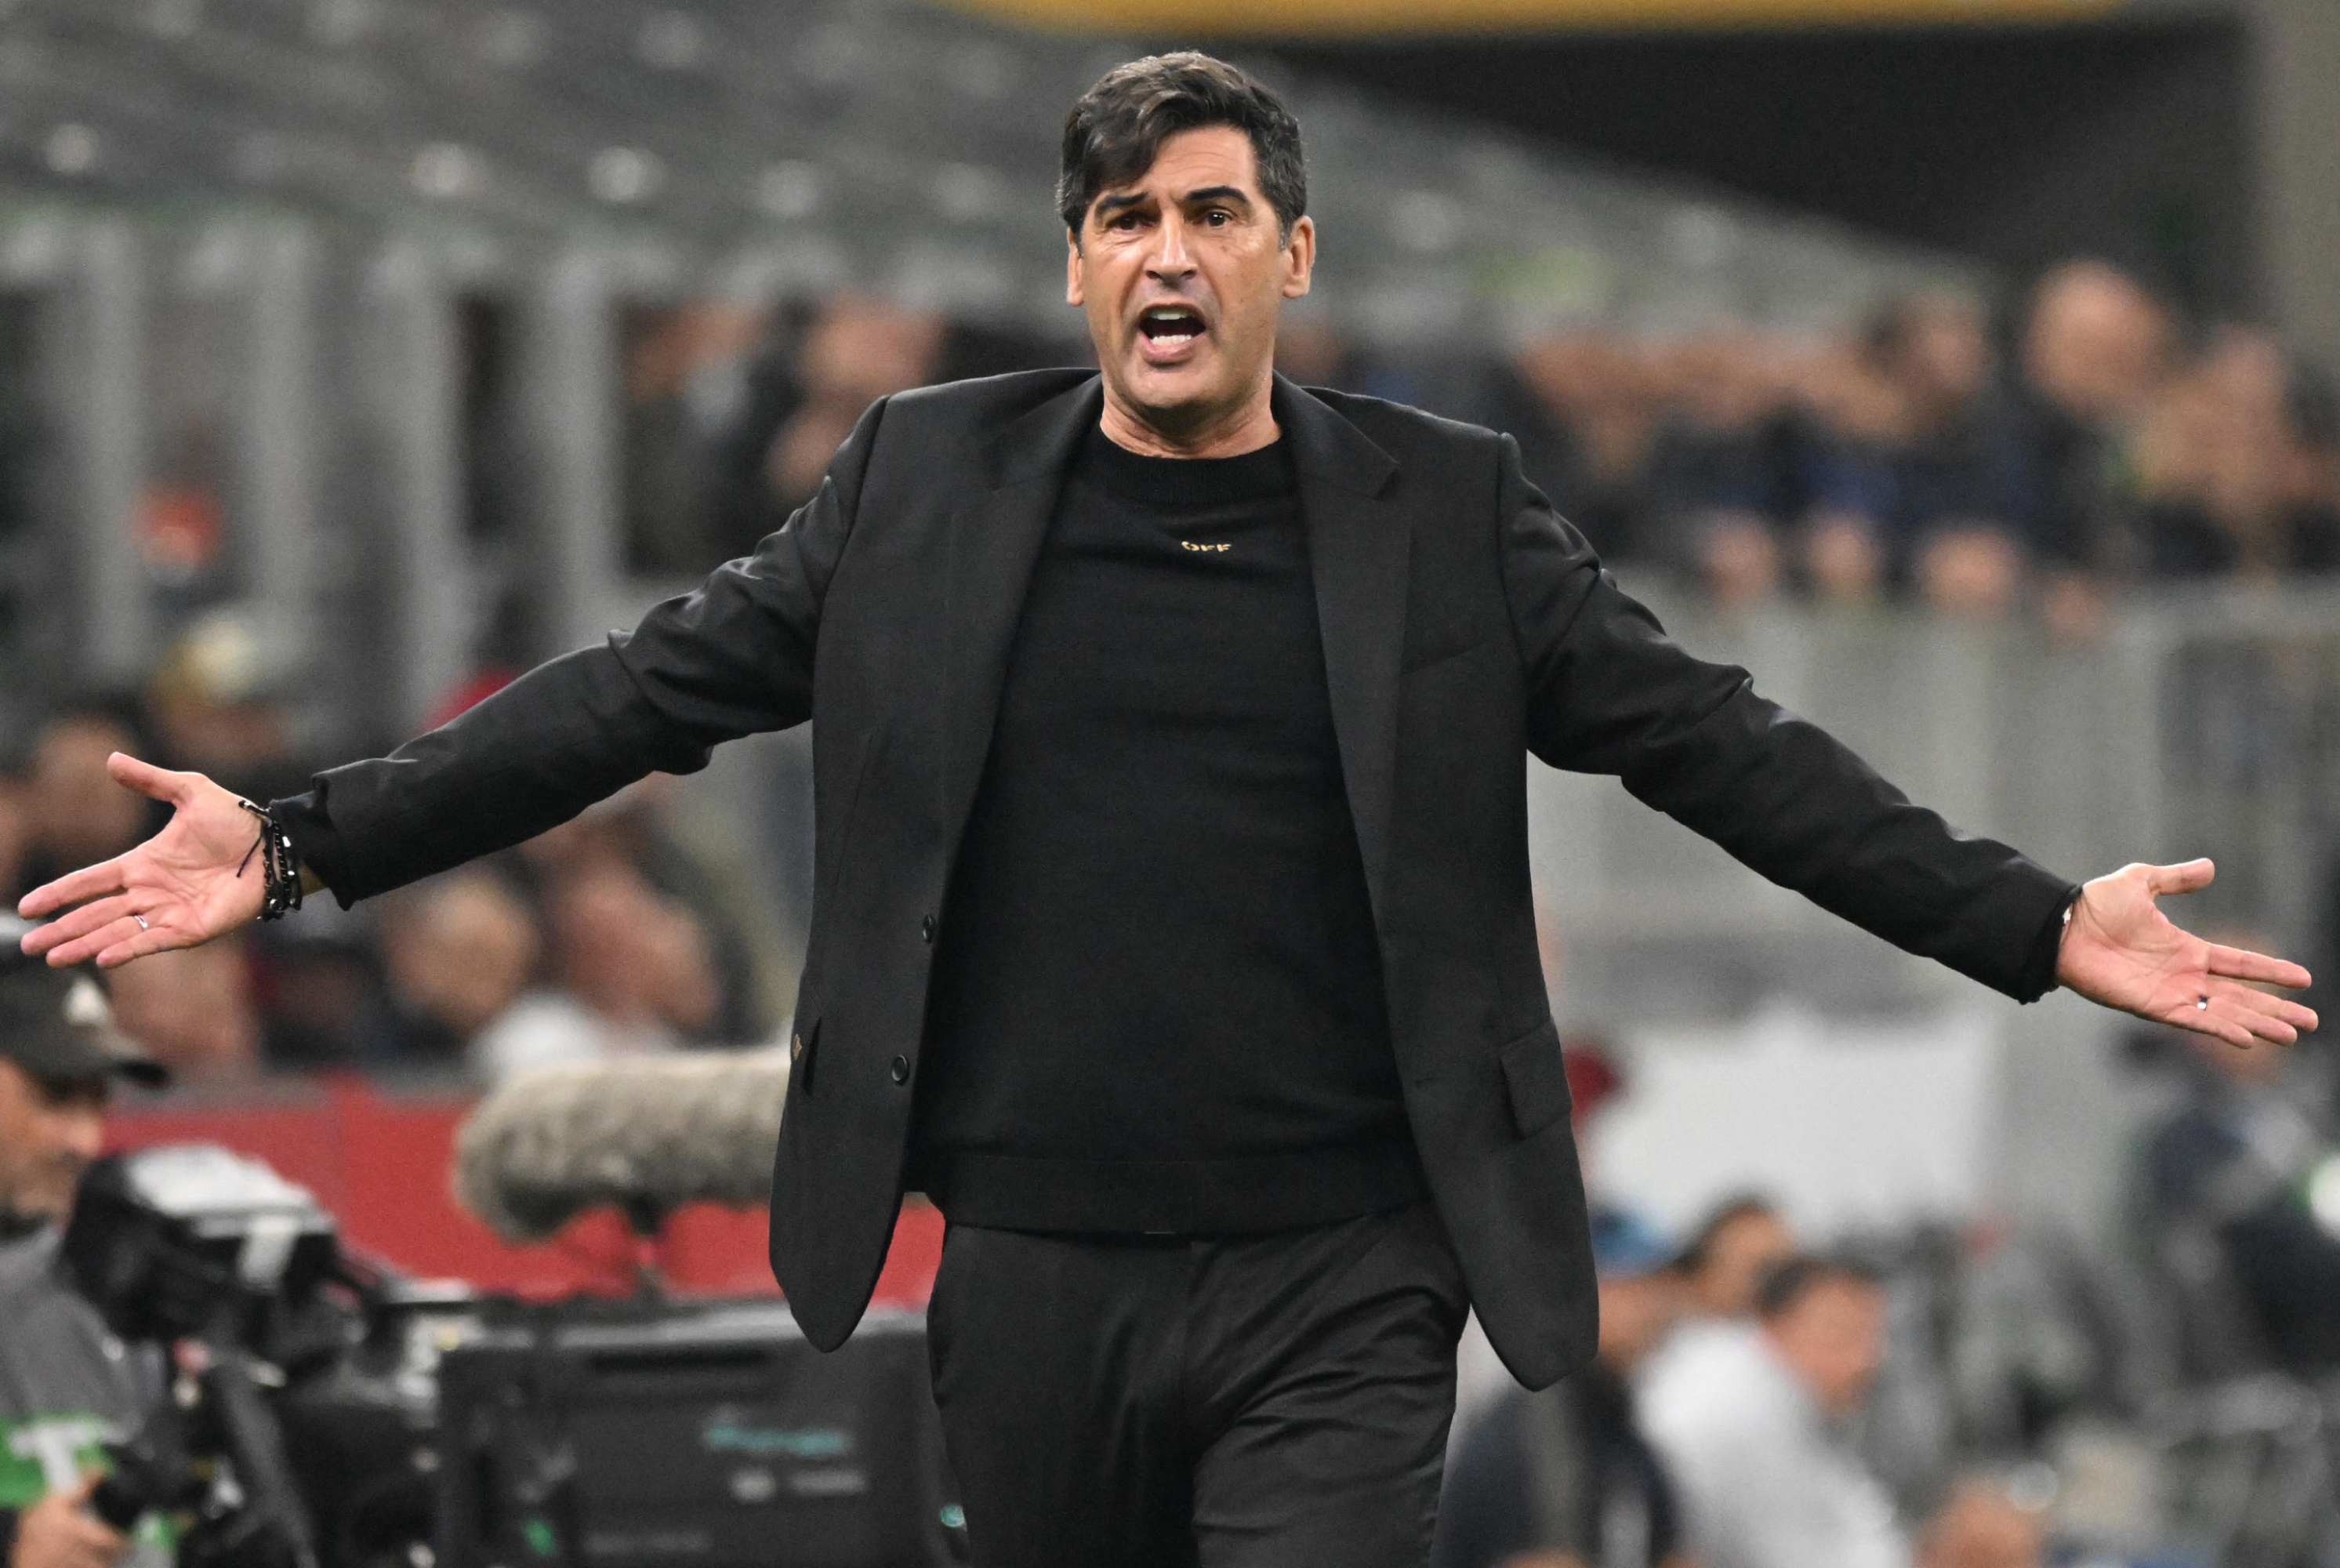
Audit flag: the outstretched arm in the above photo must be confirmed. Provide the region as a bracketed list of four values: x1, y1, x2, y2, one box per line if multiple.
[20, 395, 886, 964]
[1497, 433, 2315, 1035]
[2058, 859, 2314, 1048]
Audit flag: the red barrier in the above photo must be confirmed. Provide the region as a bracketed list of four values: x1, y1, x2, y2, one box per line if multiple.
[105, 1073, 942, 1308]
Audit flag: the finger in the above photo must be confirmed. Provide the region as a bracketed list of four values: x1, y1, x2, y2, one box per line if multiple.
[2145, 858, 2215, 898]
[21, 893, 148, 960]
[106, 751, 192, 806]
[2206, 943, 2313, 992]
[42, 909, 179, 971]
[17, 858, 132, 920]
[2160, 996, 2255, 1050]
[65, 1514, 126, 1551]
[91, 920, 194, 969]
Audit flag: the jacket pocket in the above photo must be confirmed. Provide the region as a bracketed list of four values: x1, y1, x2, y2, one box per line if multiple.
[1498, 1019, 1572, 1139]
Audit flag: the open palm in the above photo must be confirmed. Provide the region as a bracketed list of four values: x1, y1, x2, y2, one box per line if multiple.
[16, 753, 270, 968]
[2057, 859, 2316, 1049]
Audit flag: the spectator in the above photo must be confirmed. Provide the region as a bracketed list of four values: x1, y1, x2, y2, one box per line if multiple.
[1912, 1479, 2045, 1568]
[2128, 996, 2340, 1379]
[102, 937, 263, 1085]
[468, 861, 718, 1083]
[1791, 336, 1905, 606]
[1490, 331, 1661, 563]
[2135, 330, 2340, 578]
[143, 606, 309, 804]
[513, 776, 767, 1044]
[1433, 1208, 1692, 1568]
[0, 953, 168, 1568]
[14, 705, 156, 905]
[1674, 1195, 1797, 1320]
[1867, 294, 2032, 619]
[763, 294, 945, 510]
[1641, 1255, 1903, 1568]
[2014, 262, 2172, 633]
[366, 868, 542, 1069]
[1645, 328, 1800, 607]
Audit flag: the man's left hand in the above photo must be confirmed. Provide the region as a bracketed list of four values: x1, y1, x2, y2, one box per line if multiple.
[2057, 859, 2316, 1049]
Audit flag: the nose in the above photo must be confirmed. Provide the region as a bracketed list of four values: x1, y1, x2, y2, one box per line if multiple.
[53, 1102, 105, 1166]
[1145, 212, 1196, 284]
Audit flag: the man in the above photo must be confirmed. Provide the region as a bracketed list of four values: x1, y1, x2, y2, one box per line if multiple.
[1433, 1210, 1692, 1568]
[0, 934, 168, 1568]
[1639, 1256, 1903, 1568]
[14, 53, 2316, 1568]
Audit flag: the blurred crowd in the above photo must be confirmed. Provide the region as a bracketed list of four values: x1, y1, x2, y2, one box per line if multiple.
[0, 625, 773, 1087]
[619, 256, 2340, 643]
[1434, 1025, 2340, 1568]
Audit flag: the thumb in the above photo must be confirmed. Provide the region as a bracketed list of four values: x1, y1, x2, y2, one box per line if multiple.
[104, 753, 188, 807]
[2145, 858, 2215, 898]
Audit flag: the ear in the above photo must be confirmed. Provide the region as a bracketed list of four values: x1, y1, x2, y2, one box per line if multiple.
[1065, 228, 1086, 308]
[1279, 215, 1315, 301]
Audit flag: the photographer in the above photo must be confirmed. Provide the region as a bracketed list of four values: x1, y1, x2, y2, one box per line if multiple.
[0, 953, 166, 1568]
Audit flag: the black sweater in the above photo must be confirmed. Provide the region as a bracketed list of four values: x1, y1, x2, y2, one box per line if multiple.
[912, 424, 1424, 1233]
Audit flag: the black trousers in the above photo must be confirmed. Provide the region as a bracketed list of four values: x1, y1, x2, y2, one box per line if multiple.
[925, 1200, 1470, 1568]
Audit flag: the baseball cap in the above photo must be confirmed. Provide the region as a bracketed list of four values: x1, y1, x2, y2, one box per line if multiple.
[0, 919, 167, 1088]
[1589, 1205, 1676, 1280]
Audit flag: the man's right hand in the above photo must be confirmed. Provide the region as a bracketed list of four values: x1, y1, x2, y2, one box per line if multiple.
[10, 1476, 130, 1568]
[16, 754, 268, 969]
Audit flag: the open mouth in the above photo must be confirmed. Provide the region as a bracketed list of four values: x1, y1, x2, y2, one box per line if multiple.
[1137, 304, 1206, 352]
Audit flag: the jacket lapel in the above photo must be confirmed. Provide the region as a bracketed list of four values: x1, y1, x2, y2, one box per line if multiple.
[941, 376, 1104, 844]
[1276, 376, 1407, 927]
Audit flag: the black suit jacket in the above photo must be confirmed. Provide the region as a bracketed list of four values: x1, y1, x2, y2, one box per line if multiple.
[288, 369, 2075, 1389]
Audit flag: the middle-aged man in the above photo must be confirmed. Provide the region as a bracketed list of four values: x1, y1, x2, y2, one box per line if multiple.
[0, 937, 169, 1568]
[16, 53, 2316, 1568]
[1639, 1256, 1904, 1568]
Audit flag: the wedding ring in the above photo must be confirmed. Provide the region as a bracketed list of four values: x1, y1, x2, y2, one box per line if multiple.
[132, 914, 149, 931]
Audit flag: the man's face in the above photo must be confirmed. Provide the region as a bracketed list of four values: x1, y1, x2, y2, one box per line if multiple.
[1067, 125, 1314, 436]
[1765, 1277, 1888, 1420]
[0, 1055, 107, 1226]
[1690, 1210, 1794, 1317]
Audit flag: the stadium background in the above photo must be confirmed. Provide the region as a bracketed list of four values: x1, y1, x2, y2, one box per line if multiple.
[2, 0, 2338, 1559]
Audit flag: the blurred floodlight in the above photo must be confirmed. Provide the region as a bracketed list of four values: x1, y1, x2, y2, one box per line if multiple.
[637, 11, 706, 71]
[43, 123, 99, 177]
[476, 7, 548, 70]
[410, 143, 484, 201]
[932, 163, 1010, 223]
[1393, 190, 1465, 255]
[308, 0, 379, 47]
[147, 0, 200, 39]
[756, 162, 824, 221]
[590, 147, 666, 205]
[1667, 206, 1740, 270]
[796, 24, 861, 85]
[949, 42, 1017, 102]
[2309, 1152, 2340, 1238]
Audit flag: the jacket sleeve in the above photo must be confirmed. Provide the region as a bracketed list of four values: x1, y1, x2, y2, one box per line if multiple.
[1493, 432, 2078, 1001]
[276, 397, 887, 906]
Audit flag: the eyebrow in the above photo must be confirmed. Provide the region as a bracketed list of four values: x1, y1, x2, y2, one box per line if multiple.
[1091, 184, 1257, 220]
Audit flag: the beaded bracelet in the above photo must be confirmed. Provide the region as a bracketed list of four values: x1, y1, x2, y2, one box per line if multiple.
[236, 800, 305, 921]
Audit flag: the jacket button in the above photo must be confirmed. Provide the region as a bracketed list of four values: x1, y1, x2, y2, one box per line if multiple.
[888, 1054, 911, 1085]
[789, 1033, 803, 1062]
[920, 915, 936, 944]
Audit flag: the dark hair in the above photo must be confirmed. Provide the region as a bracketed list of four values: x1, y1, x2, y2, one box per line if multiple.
[1058, 53, 1306, 243]
[1754, 1254, 1881, 1319]
[1675, 1193, 1780, 1276]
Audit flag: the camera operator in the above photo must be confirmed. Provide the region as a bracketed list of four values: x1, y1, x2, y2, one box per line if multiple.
[0, 952, 167, 1568]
